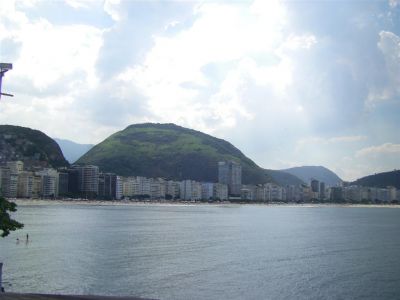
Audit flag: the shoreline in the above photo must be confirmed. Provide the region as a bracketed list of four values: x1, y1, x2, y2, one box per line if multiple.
[10, 198, 400, 208]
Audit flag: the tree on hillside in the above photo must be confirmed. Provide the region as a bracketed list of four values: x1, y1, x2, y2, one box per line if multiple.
[0, 195, 23, 237]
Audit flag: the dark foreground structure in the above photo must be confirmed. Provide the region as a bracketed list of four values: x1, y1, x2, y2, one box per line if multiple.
[0, 293, 155, 300]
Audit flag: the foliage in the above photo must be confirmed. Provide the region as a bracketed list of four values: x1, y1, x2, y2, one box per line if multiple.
[77, 123, 277, 184]
[352, 170, 400, 189]
[0, 195, 23, 237]
[0, 125, 69, 168]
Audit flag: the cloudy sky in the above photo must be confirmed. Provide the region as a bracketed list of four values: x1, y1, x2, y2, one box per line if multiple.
[1, 0, 399, 181]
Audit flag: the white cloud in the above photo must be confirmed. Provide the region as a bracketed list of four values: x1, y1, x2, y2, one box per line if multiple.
[64, 0, 97, 9]
[0, 1, 103, 90]
[282, 34, 317, 51]
[0, 0, 107, 143]
[367, 31, 400, 106]
[103, 0, 121, 21]
[119, 1, 316, 134]
[356, 143, 400, 157]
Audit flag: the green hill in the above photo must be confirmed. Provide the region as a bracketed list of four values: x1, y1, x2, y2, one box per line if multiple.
[0, 125, 69, 168]
[352, 170, 400, 189]
[77, 123, 281, 184]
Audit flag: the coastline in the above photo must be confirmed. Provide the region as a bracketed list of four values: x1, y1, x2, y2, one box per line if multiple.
[10, 198, 400, 208]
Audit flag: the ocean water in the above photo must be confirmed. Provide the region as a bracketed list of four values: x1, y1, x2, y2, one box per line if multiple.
[1, 204, 400, 299]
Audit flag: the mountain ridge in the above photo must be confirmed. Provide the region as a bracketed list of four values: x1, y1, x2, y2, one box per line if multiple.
[281, 165, 342, 186]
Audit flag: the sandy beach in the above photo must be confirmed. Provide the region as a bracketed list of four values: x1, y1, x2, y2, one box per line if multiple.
[10, 198, 400, 208]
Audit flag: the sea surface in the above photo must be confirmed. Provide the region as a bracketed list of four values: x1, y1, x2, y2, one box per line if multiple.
[1, 204, 400, 299]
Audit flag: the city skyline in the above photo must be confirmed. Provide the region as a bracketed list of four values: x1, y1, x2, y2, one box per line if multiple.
[0, 1, 400, 181]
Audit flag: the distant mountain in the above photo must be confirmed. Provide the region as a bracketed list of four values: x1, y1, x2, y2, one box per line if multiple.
[352, 170, 400, 189]
[282, 166, 342, 186]
[0, 125, 69, 168]
[76, 123, 278, 184]
[264, 169, 305, 186]
[54, 138, 93, 164]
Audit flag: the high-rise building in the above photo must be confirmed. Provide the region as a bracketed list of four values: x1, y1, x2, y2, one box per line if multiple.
[0, 167, 18, 198]
[241, 184, 256, 201]
[218, 161, 242, 196]
[115, 176, 123, 200]
[213, 183, 228, 201]
[58, 172, 69, 197]
[36, 168, 59, 198]
[166, 180, 180, 199]
[330, 186, 343, 202]
[150, 178, 166, 199]
[135, 176, 151, 197]
[255, 185, 266, 201]
[97, 173, 123, 200]
[73, 165, 99, 198]
[32, 175, 42, 198]
[201, 182, 214, 200]
[67, 168, 80, 195]
[180, 180, 201, 200]
[310, 179, 319, 193]
[319, 182, 326, 200]
[17, 171, 34, 198]
[98, 173, 116, 200]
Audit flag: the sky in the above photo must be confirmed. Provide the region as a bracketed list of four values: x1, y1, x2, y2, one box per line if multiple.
[0, 0, 399, 181]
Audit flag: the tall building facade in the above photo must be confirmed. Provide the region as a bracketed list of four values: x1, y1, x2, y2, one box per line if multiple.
[0, 167, 18, 198]
[36, 168, 59, 198]
[213, 183, 228, 200]
[218, 161, 242, 196]
[73, 165, 99, 198]
[180, 180, 201, 200]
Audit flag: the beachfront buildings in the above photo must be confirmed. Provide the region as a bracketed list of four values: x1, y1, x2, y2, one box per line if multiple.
[1, 159, 399, 203]
[36, 168, 59, 198]
[218, 161, 242, 196]
[180, 180, 202, 201]
[74, 165, 99, 198]
[0, 166, 18, 198]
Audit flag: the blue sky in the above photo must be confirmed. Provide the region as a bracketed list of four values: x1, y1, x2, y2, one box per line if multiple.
[0, 0, 399, 181]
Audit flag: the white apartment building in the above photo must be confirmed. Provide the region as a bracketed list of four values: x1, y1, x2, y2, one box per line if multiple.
[0, 167, 18, 198]
[17, 171, 34, 198]
[136, 176, 151, 196]
[255, 185, 266, 201]
[36, 168, 59, 198]
[201, 182, 214, 200]
[116, 176, 123, 200]
[180, 180, 201, 200]
[150, 178, 166, 199]
[166, 180, 180, 199]
[265, 183, 285, 201]
[213, 183, 228, 200]
[122, 176, 136, 198]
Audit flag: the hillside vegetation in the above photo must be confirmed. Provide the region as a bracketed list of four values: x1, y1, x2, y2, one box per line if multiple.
[352, 170, 400, 189]
[0, 125, 69, 168]
[77, 123, 278, 184]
